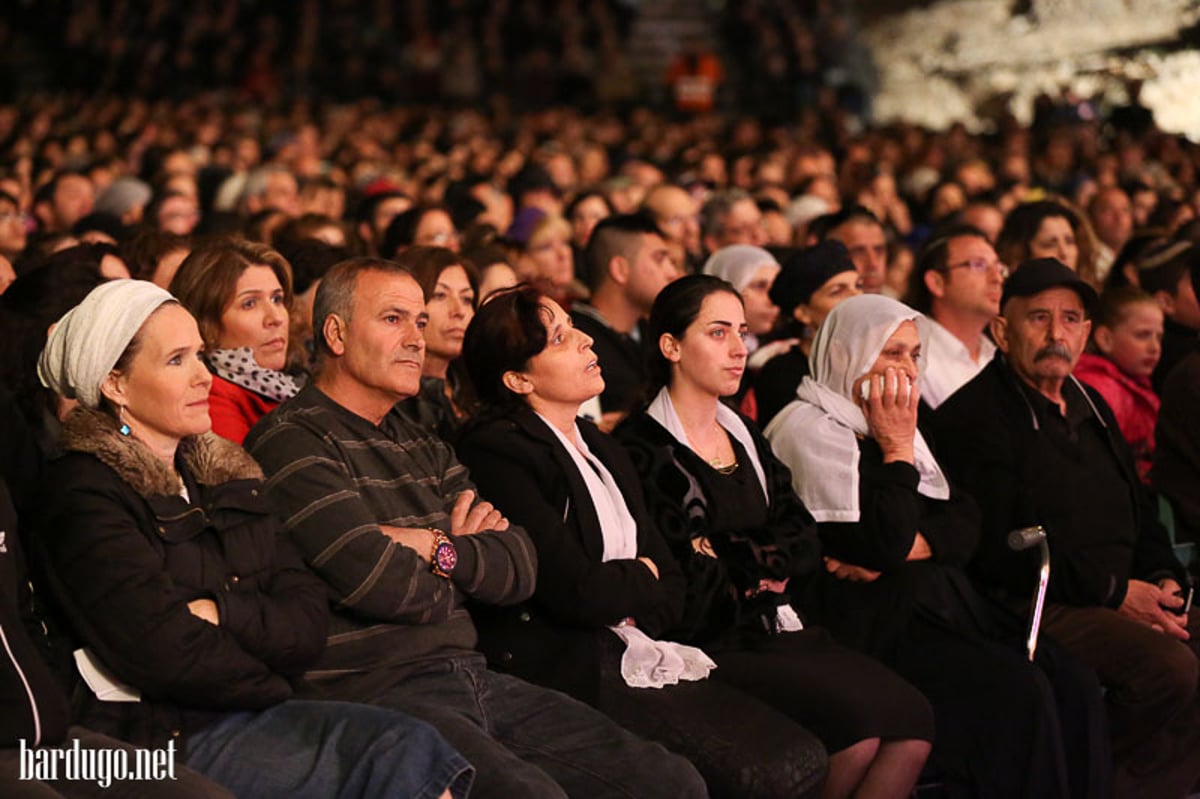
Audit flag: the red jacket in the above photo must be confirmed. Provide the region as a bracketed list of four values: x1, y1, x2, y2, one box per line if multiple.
[1074, 353, 1159, 483]
[208, 374, 279, 445]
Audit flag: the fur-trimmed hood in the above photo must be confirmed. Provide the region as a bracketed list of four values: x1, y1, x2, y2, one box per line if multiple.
[60, 407, 264, 498]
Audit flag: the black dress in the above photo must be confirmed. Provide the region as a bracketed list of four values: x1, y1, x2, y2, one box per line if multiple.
[615, 412, 935, 753]
[803, 437, 1109, 799]
[457, 408, 827, 799]
[696, 435, 936, 752]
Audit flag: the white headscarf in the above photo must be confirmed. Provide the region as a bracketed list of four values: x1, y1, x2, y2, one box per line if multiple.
[765, 294, 949, 522]
[702, 245, 779, 294]
[38, 279, 176, 409]
[702, 245, 781, 353]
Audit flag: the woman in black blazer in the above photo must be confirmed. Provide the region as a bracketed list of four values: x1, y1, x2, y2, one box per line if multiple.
[457, 284, 932, 799]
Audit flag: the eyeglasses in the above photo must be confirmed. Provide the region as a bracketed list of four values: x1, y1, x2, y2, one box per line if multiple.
[660, 214, 699, 229]
[942, 258, 1009, 278]
[0, 212, 29, 225]
[421, 231, 460, 246]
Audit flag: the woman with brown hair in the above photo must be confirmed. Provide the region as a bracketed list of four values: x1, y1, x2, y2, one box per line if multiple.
[996, 199, 1100, 288]
[169, 237, 300, 444]
[395, 245, 480, 438]
[514, 211, 581, 308]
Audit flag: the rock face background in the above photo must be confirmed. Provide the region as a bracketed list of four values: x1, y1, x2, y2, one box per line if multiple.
[865, 0, 1200, 138]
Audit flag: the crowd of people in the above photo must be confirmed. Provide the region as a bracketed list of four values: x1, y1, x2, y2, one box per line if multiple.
[2, 45, 1200, 797]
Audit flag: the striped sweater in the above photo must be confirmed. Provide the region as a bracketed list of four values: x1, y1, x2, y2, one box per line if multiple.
[246, 385, 537, 683]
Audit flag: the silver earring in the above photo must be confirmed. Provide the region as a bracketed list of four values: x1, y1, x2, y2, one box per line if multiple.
[118, 405, 131, 436]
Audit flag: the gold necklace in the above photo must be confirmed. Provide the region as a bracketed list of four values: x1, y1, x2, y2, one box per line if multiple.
[711, 458, 739, 475]
[696, 421, 737, 472]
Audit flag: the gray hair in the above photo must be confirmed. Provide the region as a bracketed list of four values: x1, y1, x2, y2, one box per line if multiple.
[700, 188, 753, 237]
[311, 257, 413, 360]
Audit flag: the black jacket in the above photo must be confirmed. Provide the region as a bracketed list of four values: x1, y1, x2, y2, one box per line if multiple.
[614, 410, 822, 648]
[1, 478, 70, 747]
[1153, 352, 1200, 549]
[930, 355, 1185, 608]
[33, 408, 330, 747]
[456, 407, 684, 700]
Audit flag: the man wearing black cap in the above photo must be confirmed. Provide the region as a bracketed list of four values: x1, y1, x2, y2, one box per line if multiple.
[931, 258, 1200, 797]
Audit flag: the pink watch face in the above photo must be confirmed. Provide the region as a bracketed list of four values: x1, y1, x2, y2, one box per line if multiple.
[435, 541, 458, 574]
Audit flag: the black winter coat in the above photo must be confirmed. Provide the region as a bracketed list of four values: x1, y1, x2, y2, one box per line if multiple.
[456, 407, 685, 701]
[32, 408, 330, 748]
[1, 478, 70, 747]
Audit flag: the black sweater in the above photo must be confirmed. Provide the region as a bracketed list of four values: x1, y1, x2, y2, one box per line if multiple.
[34, 408, 330, 747]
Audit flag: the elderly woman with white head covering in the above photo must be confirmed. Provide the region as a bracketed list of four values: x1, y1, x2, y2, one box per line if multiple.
[702, 244, 782, 356]
[766, 293, 1110, 799]
[35, 280, 472, 799]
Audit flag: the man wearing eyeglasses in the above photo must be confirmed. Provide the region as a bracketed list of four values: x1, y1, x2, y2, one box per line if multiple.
[910, 224, 1007, 409]
[699, 189, 766, 255]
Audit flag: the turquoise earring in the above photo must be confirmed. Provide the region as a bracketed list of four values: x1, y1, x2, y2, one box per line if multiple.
[118, 405, 131, 436]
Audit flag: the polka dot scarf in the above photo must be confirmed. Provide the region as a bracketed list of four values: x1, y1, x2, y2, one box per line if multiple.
[206, 347, 301, 403]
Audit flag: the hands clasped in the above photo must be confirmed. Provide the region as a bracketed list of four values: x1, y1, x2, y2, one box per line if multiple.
[1119, 579, 1189, 641]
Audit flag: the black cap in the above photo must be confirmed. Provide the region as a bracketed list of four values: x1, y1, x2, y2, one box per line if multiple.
[769, 240, 857, 315]
[1001, 257, 1098, 312]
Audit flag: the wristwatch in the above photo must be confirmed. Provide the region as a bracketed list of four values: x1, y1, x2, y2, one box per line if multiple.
[429, 530, 457, 578]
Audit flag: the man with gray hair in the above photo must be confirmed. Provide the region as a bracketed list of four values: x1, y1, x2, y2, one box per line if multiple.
[700, 188, 766, 254]
[239, 165, 301, 217]
[94, 176, 153, 227]
[246, 257, 705, 799]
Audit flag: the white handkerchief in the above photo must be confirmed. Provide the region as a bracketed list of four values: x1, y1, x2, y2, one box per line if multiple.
[776, 603, 804, 632]
[610, 625, 716, 689]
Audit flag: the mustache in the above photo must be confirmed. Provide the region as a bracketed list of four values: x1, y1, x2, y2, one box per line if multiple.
[1033, 342, 1074, 362]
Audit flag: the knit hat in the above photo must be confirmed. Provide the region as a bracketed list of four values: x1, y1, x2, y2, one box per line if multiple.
[506, 207, 548, 246]
[38, 279, 176, 409]
[769, 240, 857, 315]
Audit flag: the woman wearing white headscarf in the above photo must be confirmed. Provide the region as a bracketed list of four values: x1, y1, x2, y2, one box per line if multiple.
[766, 294, 1109, 799]
[34, 280, 472, 799]
[703, 245, 794, 416]
[702, 244, 782, 357]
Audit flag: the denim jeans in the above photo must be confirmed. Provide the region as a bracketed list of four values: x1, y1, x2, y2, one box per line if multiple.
[184, 699, 473, 799]
[351, 655, 707, 799]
